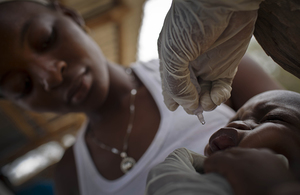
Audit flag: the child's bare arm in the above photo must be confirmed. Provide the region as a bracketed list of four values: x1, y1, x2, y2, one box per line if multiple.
[54, 146, 80, 195]
[226, 55, 282, 111]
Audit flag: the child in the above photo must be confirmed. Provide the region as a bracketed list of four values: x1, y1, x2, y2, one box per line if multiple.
[146, 90, 300, 195]
[0, 0, 280, 194]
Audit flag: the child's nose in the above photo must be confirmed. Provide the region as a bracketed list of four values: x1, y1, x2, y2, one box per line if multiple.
[34, 60, 67, 91]
[208, 127, 239, 153]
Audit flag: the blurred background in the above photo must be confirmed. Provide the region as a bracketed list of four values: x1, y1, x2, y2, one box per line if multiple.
[0, 0, 299, 194]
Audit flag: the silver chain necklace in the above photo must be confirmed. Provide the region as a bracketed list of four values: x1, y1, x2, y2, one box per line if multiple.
[90, 68, 137, 174]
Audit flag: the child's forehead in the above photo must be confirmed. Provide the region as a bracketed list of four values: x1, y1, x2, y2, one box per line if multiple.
[238, 90, 300, 117]
[0, 0, 51, 15]
[0, 2, 57, 65]
[0, 3, 47, 33]
[248, 90, 300, 106]
[0, 1, 57, 30]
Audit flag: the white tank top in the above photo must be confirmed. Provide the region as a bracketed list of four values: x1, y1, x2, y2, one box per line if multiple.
[73, 59, 236, 195]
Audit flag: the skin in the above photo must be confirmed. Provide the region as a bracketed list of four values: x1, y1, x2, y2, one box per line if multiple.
[0, 2, 281, 195]
[205, 90, 300, 164]
[0, 2, 110, 113]
[204, 90, 300, 195]
[0, 2, 161, 193]
[205, 148, 300, 195]
[228, 55, 282, 111]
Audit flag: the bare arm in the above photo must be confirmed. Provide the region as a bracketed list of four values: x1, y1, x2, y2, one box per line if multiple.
[53, 146, 80, 195]
[226, 55, 282, 111]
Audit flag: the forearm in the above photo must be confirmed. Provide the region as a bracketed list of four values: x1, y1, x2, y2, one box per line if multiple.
[228, 55, 282, 111]
[267, 181, 300, 195]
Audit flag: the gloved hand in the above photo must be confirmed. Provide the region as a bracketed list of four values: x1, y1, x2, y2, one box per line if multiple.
[158, 0, 263, 115]
[145, 148, 233, 195]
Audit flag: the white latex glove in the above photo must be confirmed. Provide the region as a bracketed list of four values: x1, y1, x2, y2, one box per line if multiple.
[158, 0, 263, 115]
[145, 148, 233, 195]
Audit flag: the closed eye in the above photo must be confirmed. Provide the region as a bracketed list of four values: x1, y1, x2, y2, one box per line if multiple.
[260, 114, 285, 123]
[40, 27, 56, 52]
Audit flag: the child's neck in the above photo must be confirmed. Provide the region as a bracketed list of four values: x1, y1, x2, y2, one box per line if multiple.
[86, 62, 139, 132]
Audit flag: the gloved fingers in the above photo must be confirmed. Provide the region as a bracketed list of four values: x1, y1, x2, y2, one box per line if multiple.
[198, 79, 232, 110]
[189, 150, 207, 173]
[180, 91, 200, 114]
[160, 61, 180, 111]
[162, 90, 179, 111]
[160, 63, 200, 114]
[210, 79, 232, 106]
[159, 52, 200, 112]
[200, 92, 217, 111]
[175, 76, 200, 114]
[166, 148, 207, 173]
[190, 65, 201, 94]
[180, 65, 202, 114]
[199, 81, 217, 111]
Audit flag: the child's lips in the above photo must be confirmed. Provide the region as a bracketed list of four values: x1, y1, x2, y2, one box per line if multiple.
[209, 127, 239, 153]
[65, 68, 92, 105]
[70, 73, 92, 104]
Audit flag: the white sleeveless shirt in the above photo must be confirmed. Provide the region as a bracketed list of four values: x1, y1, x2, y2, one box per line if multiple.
[73, 59, 236, 195]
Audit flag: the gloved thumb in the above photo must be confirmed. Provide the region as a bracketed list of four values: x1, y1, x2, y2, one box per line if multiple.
[210, 79, 232, 106]
[199, 79, 232, 111]
[199, 81, 218, 111]
[162, 90, 179, 111]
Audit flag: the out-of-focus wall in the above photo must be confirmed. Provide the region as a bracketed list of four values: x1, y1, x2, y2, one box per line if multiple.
[63, 0, 146, 66]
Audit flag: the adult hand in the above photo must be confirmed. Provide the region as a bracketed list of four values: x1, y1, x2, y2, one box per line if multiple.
[146, 148, 233, 195]
[158, 0, 262, 114]
[203, 148, 295, 195]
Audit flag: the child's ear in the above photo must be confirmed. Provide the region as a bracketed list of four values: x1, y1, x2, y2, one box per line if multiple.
[53, 2, 85, 29]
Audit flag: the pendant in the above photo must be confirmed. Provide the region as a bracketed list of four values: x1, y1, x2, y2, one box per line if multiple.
[120, 152, 136, 173]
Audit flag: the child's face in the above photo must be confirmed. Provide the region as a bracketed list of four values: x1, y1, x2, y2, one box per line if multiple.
[205, 90, 300, 163]
[0, 2, 109, 113]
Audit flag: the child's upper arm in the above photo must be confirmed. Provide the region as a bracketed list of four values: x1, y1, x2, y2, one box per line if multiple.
[228, 55, 282, 111]
[53, 146, 80, 195]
